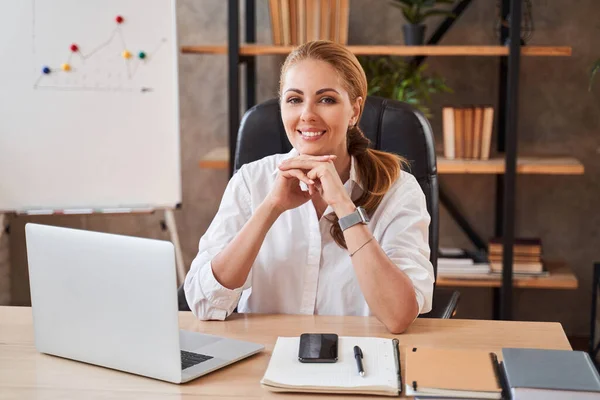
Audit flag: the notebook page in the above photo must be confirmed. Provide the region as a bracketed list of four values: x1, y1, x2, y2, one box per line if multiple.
[262, 336, 398, 390]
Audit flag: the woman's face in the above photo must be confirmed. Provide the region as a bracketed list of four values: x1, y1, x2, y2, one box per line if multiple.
[280, 59, 361, 157]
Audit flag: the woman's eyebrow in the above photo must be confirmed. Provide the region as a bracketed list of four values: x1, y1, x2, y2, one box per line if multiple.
[283, 88, 340, 95]
[316, 88, 339, 95]
[284, 88, 303, 95]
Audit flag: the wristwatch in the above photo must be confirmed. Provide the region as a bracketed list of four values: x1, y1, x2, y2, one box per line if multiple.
[338, 206, 370, 231]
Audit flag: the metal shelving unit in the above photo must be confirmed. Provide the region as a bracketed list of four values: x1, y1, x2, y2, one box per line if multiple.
[188, 0, 578, 320]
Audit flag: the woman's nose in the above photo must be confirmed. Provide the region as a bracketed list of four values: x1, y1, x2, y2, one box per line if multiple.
[300, 103, 317, 122]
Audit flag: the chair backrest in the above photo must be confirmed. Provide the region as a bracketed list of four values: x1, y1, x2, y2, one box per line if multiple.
[234, 96, 439, 277]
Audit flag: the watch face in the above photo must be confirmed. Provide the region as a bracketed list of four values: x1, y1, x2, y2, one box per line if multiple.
[357, 207, 370, 223]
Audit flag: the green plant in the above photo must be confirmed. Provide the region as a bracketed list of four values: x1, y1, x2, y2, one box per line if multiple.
[589, 58, 600, 92]
[390, 0, 455, 25]
[359, 56, 452, 118]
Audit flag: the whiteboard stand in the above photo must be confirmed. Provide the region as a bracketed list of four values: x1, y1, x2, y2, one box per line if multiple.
[17, 208, 186, 286]
[163, 209, 186, 285]
[0, 214, 5, 244]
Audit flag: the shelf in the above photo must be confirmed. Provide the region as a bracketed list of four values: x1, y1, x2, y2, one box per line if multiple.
[181, 44, 572, 57]
[199, 147, 585, 175]
[437, 156, 585, 175]
[437, 260, 578, 289]
[199, 147, 229, 169]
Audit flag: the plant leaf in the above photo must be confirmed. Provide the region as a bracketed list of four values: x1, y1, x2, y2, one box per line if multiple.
[422, 10, 455, 19]
[390, 0, 415, 7]
[589, 58, 600, 92]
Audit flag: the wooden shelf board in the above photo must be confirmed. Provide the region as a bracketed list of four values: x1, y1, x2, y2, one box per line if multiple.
[437, 260, 578, 289]
[199, 147, 229, 169]
[437, 156, 585, 175]
[200, 147, 584, 175]
[181, 44, 572, 57]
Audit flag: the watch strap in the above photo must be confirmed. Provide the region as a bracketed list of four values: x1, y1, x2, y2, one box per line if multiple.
[338, 207, 369, 231]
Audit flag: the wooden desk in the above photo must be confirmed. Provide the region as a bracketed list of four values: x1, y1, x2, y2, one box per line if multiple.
[0, 306, 571, 399]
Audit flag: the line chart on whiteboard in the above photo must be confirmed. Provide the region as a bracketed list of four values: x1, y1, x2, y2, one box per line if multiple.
[32, 1, 167, 93]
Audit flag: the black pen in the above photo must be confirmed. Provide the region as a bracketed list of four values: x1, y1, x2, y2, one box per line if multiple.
[354, 345, 365, 377]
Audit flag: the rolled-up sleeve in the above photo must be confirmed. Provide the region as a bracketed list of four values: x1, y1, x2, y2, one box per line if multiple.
[184, 167, 253, 320]
[377, 178, 435, 314]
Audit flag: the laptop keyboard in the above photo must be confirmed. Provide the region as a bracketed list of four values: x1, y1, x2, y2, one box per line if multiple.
[181, 350, 213, 370]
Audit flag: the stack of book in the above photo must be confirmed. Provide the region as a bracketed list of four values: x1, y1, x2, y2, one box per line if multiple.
[437, 247, 490, 276]
[488, 237, 546, 276]
[268, 0, 350, 46]
[442, 106, 494, 160]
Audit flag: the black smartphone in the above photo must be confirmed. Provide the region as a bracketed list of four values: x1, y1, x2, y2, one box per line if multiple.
[298, 333, 338, 363]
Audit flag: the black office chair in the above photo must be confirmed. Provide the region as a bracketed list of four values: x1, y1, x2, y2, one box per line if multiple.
[178, 96, 459, 318]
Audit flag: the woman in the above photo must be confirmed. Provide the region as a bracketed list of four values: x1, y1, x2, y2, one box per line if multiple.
[184, 40, 434, 333]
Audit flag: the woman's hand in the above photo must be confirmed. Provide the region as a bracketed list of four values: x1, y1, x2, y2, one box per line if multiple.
[277, 155, 354, 216]
[264, 155, 337, 214]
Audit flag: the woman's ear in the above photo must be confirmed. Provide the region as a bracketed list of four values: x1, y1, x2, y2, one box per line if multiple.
[352, 96, 363, 122]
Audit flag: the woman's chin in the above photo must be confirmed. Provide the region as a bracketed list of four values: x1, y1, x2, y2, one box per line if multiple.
[295, 143, 331, 156]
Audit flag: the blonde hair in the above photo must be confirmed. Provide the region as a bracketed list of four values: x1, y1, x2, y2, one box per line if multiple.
[279, 40, 407, 249]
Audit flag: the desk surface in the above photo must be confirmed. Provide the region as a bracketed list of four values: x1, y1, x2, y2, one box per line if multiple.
[0, 306, 571, 399]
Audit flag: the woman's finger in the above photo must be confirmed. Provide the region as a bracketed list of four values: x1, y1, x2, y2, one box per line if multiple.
[306, 165, 329, 180]
[279, 159, 332, 171]
[280, 168, 314, 186]
[294, 154, 336, 162]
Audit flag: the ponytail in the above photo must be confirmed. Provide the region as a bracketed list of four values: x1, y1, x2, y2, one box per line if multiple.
[327, 126, 407, 249]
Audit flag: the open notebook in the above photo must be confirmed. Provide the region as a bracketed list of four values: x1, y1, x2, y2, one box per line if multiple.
[260, 336, 401, 396]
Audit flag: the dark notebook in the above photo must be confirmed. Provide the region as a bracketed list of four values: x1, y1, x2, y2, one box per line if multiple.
[501, 348, 600, 399]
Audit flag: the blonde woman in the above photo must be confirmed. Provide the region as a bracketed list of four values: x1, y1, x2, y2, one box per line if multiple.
[184, 41, 434, 333]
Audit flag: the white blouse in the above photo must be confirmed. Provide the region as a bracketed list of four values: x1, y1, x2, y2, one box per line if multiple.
[184, 149, 435, 320]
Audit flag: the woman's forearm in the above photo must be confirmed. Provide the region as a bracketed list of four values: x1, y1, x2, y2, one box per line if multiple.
[335, 204, 419, 333]
[211, 200, 282, 289]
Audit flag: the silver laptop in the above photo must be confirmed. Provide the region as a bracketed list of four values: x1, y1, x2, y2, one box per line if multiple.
[25, 223, 264, 384]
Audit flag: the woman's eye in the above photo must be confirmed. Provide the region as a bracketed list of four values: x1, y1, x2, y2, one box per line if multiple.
[320, 97, 336, 104]
[287, 97, 301, 104]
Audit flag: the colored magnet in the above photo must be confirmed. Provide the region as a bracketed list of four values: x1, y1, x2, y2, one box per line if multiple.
[122, 50, 132, 59]
[61, 63, 71, 71]
[70, 44, 79, 52]
[138, 51, 146, 59]
[115, 15, 124, 24]
[42, 66, 51, 74]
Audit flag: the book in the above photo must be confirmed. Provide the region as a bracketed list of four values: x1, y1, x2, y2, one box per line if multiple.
[464, 107, 474, 159]
[280, 0, 291, 45]
[489, 237, 542, 257]
[454, 108, 465, 159]
[297, 0, 306, 44]
[473, 106, 483, 159]
[501, 348, 600, 399]
[319, 0, 330, 40]
[488, 254, 541, 263]
[261, 336, 401, 396]
[439, 247, 488, 263]
[490, 261, 544, 274]
[405, 347, 502, 399]
[330, 0, 339, 42]
[305, 0, 318, 42]
[338, 0, 349, 44]
[268, 0, 283, 45]
[442, 107, 455, 159]
[480, 107, 494, 160]
[438, 264, 491, 276]
[289, 0, 298, 45]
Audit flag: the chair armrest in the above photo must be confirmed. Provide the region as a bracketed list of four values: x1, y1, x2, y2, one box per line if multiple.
[177, 284, 191, 312]
[420, 288, 460, 319]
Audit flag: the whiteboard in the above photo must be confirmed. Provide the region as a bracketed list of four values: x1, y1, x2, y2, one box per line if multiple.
[0, 0, 180, 212]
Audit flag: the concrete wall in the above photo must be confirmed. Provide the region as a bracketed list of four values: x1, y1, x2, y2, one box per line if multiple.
[4, 0, 599, 336]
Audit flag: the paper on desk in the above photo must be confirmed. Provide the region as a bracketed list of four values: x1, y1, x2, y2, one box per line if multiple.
[261, 336, 398, 391]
